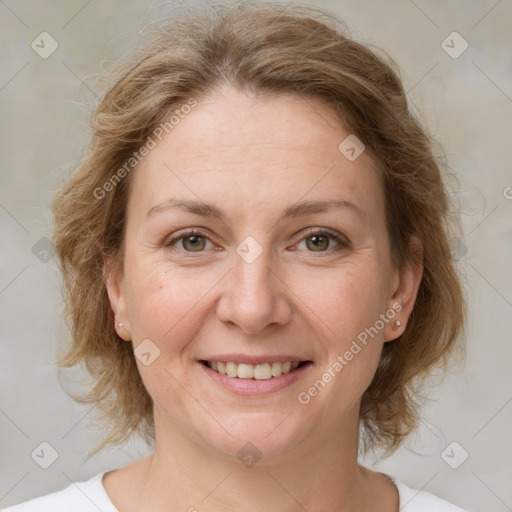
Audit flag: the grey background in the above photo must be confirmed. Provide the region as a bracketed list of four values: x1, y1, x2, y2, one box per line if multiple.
[1, 0, 511, 510]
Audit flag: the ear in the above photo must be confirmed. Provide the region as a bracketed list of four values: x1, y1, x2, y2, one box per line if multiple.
[383, 235, 423, 342]
[103, 254, 131, 341]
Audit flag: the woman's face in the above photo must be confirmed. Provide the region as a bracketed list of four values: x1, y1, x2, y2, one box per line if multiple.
[106, 88, 420, 462]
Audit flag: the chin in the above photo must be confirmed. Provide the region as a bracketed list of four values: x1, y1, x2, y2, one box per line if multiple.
[196, 413, 310, 465]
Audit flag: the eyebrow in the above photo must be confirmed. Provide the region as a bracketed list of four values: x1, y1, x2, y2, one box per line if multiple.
[146, 198, 364, 223]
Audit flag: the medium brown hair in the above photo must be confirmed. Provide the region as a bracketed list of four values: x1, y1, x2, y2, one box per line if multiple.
[53, 1, 466, 460]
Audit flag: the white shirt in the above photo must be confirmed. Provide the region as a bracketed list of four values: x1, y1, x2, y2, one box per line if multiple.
[2, 471, 470, 511]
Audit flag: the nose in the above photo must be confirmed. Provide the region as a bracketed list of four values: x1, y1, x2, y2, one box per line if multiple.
[215, 246, 292, 335]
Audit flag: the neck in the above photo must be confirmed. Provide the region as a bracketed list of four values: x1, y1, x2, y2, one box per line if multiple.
[132, 407, 380, 512]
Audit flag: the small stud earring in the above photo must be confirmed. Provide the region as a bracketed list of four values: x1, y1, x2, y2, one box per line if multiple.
[118, 322, 123, 329]
[394, 319, 401, 329]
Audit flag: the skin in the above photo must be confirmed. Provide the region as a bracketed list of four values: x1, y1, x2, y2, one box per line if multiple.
[103, 87, 423, 512]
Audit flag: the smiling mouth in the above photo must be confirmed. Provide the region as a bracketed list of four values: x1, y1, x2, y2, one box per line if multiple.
[200, 360, 311, 380]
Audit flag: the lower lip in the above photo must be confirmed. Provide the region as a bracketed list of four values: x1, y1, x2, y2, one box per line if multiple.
[198, 361, 313, 396]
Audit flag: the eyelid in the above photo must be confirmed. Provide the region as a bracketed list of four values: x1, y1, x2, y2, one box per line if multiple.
[164, 227, 350, 253]
[163, 228, 216, 249]
[294, 227, 350, 251]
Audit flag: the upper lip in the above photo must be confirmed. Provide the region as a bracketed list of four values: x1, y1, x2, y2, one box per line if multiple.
[200, 354, 311, 365]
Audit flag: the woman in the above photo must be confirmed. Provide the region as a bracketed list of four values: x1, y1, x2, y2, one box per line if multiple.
[4, 2, 469, 511]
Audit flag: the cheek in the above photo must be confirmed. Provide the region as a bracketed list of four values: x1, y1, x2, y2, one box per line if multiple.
[296, 260, 388, 343]
[124, 258, 219, 349]
[300, 266, 387, 414]
[297, 258, 389, 390]
[123, 263, 207, 405]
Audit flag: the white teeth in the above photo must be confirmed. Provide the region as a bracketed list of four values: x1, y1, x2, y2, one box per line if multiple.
[237, 363, 254, 379]
[271, 361, 282, 377]
[206, 360, 302, 380]
[254, 363, 272, 380]
[226, 362, 238, 378]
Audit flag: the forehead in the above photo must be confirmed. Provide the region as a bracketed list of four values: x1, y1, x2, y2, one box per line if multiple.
[128, 89, 383, 223]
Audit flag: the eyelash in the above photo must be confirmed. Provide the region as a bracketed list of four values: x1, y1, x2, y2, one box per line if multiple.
[164, 228, 349, 255]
